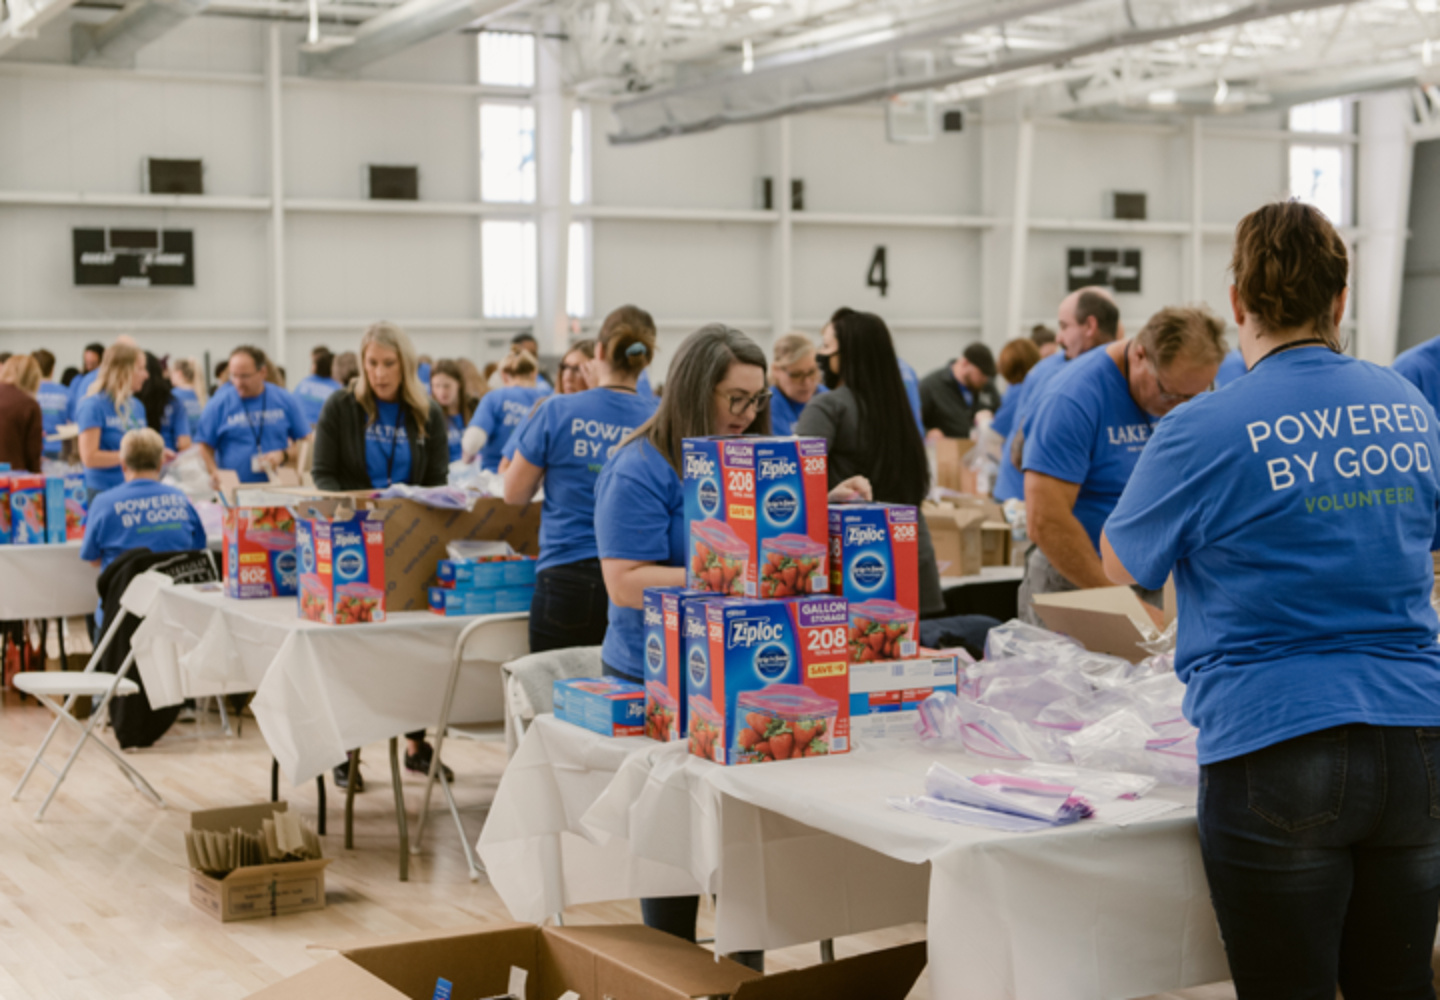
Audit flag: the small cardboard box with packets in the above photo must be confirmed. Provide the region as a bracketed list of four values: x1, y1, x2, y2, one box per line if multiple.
[245, 922, 927, 1000]
[187, 802, 328, 923]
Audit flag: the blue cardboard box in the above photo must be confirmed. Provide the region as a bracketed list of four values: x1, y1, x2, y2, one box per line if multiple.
[553, 678, 646, 737]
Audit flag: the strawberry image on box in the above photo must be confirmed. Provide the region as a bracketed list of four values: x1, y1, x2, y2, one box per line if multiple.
[829, 504, 920, 660]
[683, 436, 829, 600]
[63, 475, 87, 541]
[683, 594, 850, 765]
[642, 587, 712, 741]
[8, 475, 46, 545]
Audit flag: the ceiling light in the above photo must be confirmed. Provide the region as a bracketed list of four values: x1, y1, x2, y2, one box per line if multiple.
[748, 5, 773, 20]
[1147, 88, 1178, 105]
[1424, 39, 1434, 67]
[1213, 78, 1229, 105]
[742, 38, 754, 72]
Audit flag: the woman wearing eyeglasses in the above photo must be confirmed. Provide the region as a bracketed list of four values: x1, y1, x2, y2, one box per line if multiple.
[558, 340, 597, 395]
[767, 332, 826, 436]
[594, 324, 869, 956]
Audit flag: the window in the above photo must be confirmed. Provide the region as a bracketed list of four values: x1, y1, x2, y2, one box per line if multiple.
[478, 32, 534, 88]
[483, 221, 537, 318]
[567, 221, 589, 318]
[1287, 99, 1351, 225]
[480, 103, 536, 203]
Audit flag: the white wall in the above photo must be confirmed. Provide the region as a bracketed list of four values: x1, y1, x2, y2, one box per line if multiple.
[0, 15, 1389, 390]
[1398, 139, 1440, 353]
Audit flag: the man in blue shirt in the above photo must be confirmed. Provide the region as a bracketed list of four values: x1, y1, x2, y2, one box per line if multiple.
[196, 346, 311, 486]
[65, 340, 109, 422]
[1019, 305, 1225, 624]
[1392, 336, 1440, 417]
[291, 346, 342, 427]
[33, 349, 68, 460]
[81, 427, 209, 623]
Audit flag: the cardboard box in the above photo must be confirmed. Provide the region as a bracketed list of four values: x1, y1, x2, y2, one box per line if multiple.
[188, 803, 329, 923]
[427, 585, 533, 616]
[0, 476, 10, 544]
[43, 477, 65, 545]
[223, 507, 299, 598]
[829, 505, 921, 664]
[1031, 586, 1162, 663]
[296, 508, 387, 624]
[247, 922, 926, 1000]
[642, 587, 712, 741]
[553, 678, 646, 737]
[683, 436, 830, 599]
[277, 491, 541, 612]
[9, 474, 45, 545]
[933, 436, 980, 495]
[981, 520, 1011, 567]
[923, 501, 989, 577]
[849, 655, 960, 744]
[684, 595, 850, 764]
[435, 556, 536, 590]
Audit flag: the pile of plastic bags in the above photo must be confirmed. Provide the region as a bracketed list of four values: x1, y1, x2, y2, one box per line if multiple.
[917, 620, 1198, 785]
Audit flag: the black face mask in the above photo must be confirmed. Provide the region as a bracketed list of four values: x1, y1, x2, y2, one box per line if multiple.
[816, 353, 841, 391]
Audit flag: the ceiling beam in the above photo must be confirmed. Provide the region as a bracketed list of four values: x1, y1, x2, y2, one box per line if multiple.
[71, 0, 214, 67]
[0, 0, 82, 57]
[300, 0, 530, 75]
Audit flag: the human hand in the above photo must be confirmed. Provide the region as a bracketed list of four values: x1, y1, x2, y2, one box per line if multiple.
[829, 476, 872, 502]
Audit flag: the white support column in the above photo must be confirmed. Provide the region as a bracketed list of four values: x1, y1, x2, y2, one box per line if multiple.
[772, 117, 793, 340]
[266, 23, 287, 366]
[1189, 116, 1204, 303]
[1003, 115, 1034, 341]
[1355, 90, 1415, 364]
[535, 21, 572, 354]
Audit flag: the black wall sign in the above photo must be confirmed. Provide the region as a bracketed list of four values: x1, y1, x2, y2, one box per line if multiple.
[73, 228, 194, 287]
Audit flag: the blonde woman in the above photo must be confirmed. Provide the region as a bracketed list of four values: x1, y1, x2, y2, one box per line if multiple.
[168, 357, 207, 425]
[77, 343, 148, 500]
[0, 355, 44, 472]
[767, 332, 826, 436]
[467, 349, 551, 472]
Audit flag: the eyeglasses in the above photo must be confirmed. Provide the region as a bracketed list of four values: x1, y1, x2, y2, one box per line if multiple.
[560, 364, 584, 375]
[781, 365, 821, 382]
[717, 389, 770, 416]
[1150, 363, 1211, 404]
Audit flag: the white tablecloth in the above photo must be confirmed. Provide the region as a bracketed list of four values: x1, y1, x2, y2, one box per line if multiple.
[479, 715, 1227, 1000]
[131, 584, 526, 783]
[0, 542, 100, 620]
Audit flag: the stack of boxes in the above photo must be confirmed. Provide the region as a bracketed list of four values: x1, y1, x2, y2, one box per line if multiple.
[0, 472, 86, 545]
[427, 553, 536, 616]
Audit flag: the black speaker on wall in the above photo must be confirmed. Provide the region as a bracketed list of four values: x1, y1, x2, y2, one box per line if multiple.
[370, 165, 419, 201]
[146, 158, 203, 195]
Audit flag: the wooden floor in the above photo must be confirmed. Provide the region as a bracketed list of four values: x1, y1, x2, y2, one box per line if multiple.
[0, 689, 1251, 1000]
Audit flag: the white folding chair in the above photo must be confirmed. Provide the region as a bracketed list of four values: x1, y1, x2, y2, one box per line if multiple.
[411, 613, 530, 880]
[12, 571, 175, 821]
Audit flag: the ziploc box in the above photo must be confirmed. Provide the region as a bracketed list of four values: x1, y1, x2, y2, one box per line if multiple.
[849, 655, 959, 744]
[8, 474, 46, 545]
[295, 509, 386, 625]
[223, 508, 298, 599]
[683, 595, 850, 764]
[553, 678, 646, 738]
[0, 476, 10, 544]
[683, 436, 829, 599]
[44, 476, 66, 544]
[642, 586, 711, 741]
[427, 585, 534, 616]
[63, 475, 86, 541]
[829, 503, 920, 661]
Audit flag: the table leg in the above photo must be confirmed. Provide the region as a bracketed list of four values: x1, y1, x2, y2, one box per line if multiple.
[820, 939, 835, 963]
[344, 749, 359, 850]
[315, 775, 326, 837]
[270, 758, 279, 802]
[389, 737, 409, 882]
[55, 619, 68, 670]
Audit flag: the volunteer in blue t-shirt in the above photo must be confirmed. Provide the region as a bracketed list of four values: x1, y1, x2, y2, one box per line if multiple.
[81, 427, 208, 625]
[195, 346, 310, 486]
[1392, 335, 1440, 417]
[76, 343, 149, 500]
[594, 322, 869, 951]
[1019, 305, 1223, 625]
[309, 322, 451, 790]
[558, 341, 596, 396]
[988, 338, 1042, 502]
[1103, 201, 1440, 998]
[1213, 346, 1247, 388]
[468, 351, 550, 472]
[506, 305, 659, 652]
[65, 342, 105, 422]
[34, 350, 68, 459]
[292, 347, 343, 427]
[168, 358, 206, 426]
[427, 359, 476, 464]
[766, 332, 826, 436]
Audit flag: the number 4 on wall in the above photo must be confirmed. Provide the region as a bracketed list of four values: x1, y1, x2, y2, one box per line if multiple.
[866, 246, 889, 297]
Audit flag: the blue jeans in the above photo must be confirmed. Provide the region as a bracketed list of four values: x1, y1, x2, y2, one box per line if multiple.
[529, 559, 609, 654]
[1199, 724, 1440, 1000]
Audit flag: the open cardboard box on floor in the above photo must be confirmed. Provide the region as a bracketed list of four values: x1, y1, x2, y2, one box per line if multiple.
[1031, 586, 1173, 663]
[189, 802, 329, 923]
[267, 489, 540, 612]
[249, 923, 927, 1000]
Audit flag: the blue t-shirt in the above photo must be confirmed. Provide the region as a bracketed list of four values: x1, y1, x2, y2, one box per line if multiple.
[1023, 348, 1154, 549]
[418, 362, 432, 389]
[365, 400, 413, 488]
[1214, 348, 1247, 388]
[66, 368, 98, 422]
[172, 386, 203, 426]
[38, 380, 68, 458]
[76, 393, 147, 492]
[292, 374, 342, 427]
[898, 359, 924, 433]
[1105, 348, 1440, 764]
[515, 388, 659, 572]
[1392, 337, 1440, 418]
[159, 399, 192, 452]
[989, 380, 1026, 502]
[470, 385, 551, 472]
[81, 478, 208, 570]
[195, 386, 311, 483]
[446, 413, 464, 463]
[594, 438, 687, 679]
[636, 369, 654, 398]
[767, 384, 827, 437]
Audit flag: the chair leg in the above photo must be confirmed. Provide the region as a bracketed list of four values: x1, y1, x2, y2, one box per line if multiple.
[270, 758, 279, 802]
[12, 710, 69, 800]
[344, 749, 359, 850]
[414, 646, 466, 855]
[438, 766, 483, 880]
[315, 775, 326, 837]
[389, 737, 409, 882]
[56, 618, 67, 670]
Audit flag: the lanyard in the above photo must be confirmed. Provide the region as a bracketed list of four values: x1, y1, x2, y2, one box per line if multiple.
[383, 404, 405, 486]
[1249, 337, 1336, 370]
[244, 387, 268, 452]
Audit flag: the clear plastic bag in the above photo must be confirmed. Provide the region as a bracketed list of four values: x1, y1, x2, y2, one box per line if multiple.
[162, 446, 216, 499]
[447, 539, 515, 562]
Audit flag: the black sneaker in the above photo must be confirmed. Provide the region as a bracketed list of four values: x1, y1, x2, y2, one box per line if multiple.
[333, 759, 364, 792]
[405, 741, 454, 782]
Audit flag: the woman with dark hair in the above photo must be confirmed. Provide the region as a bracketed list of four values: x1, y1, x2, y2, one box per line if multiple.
[1103, 200, 1440, 997]
[504, 305, 659, 652]
[797, 308, 946, 619]
[137, 351, 191, 455]
[429, 359, 478, 463]
[594, 324, 869, 954]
